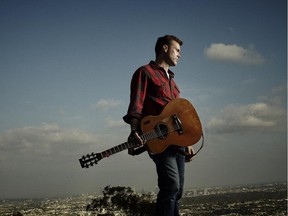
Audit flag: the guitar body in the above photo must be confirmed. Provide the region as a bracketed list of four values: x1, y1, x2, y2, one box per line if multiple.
[141, 98, 202, 154]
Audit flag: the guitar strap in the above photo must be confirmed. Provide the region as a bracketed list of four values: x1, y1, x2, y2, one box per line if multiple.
[177, 133, 205, 162]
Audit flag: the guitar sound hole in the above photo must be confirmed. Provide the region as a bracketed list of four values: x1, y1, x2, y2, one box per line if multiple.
[156, 124, 169, 139]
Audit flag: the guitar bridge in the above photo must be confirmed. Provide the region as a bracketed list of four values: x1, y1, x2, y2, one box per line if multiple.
[173, 115, 183, 135]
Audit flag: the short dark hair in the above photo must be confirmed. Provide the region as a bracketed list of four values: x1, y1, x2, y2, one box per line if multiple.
[155, 35, 183, 57]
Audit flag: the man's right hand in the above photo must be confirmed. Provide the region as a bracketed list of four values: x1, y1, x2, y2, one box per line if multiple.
[127, 130, 146, 156]
[128, 130, 145, 146]
[127, 117, 145, 155]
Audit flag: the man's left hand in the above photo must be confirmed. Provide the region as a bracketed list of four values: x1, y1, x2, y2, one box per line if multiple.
[185, 146, 195, 162]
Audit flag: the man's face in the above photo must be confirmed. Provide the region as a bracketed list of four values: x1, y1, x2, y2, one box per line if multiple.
[164, 40, 181, 66]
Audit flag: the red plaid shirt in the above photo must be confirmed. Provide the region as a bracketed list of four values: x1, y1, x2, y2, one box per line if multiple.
[123, 61, 180, 124]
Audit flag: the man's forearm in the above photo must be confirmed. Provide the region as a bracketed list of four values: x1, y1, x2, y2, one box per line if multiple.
[130, 117, 140, 131]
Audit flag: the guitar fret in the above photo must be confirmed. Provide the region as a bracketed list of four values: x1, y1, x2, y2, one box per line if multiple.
[142, 134, 147, 141]
[120, 143, 126, 150]
[151, 131, 157, 139]
[116, 145, 120, 152]
[146, 134, 150, 140]
[121, 143, 125, 150]
[148, 132, 152, 139]
[103, 150, 109, 157]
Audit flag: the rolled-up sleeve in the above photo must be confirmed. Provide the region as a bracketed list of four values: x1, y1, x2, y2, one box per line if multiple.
[123, 67, 148, 124]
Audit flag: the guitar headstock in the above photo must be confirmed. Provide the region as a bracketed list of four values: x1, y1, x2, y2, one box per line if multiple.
[79, 152, 103, 168]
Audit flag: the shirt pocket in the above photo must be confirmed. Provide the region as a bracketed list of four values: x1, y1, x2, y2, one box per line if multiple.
[149, 77, 170, 99]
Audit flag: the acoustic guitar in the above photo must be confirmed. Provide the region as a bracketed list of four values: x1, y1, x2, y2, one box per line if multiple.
[79, 98, 203, 168]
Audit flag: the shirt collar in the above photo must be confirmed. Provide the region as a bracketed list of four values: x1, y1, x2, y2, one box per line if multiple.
[149, 61, 175, 78]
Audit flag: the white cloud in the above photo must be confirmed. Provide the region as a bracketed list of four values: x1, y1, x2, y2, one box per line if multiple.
[94, 99, 123, 110]
[0, 123, 98, 165]
[105, 117, 126, 128]
[207, 87, 286, 134]
[204, 43, 265, 65]
[242, 78, 257, 85]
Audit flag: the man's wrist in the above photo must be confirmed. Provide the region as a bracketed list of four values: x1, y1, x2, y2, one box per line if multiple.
[130, 117, 140, 132]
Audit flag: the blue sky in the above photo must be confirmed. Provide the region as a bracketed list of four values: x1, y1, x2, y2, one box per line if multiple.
[0, 0, 286, 198]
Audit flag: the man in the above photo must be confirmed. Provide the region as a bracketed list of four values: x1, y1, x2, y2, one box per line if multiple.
[123, 35, 194, 216]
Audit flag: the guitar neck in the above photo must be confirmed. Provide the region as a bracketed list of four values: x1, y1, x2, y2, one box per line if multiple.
[101, 141, 133, 158]
[101, 131, 158, 158]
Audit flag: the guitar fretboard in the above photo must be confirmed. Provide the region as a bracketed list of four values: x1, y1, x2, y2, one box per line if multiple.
[101, 141, 134, 158]
[141, 130, 158, 142]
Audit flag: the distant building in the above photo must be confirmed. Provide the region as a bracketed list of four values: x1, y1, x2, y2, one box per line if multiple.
[204, 188, 209, 195]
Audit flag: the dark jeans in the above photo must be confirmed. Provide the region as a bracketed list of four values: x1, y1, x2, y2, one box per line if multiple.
[150, 146, 185, 216]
